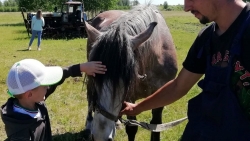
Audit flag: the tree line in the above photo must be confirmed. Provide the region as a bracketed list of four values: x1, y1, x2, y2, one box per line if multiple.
[0, 0, 140, 12]
[1, 0, 249, 12]
[0, 0, 17, 12]
[162, 0, 250, 11]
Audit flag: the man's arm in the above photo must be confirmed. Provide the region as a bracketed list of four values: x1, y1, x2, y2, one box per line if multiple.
[121, 68, 203, 115]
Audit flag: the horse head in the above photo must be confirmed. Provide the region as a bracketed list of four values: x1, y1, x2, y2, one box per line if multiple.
[85, 20, 157, 141]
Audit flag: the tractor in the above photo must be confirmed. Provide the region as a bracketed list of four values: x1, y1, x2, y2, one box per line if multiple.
[21, 1, 88, 39]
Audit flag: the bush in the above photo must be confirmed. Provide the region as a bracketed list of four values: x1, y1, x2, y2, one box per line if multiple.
[166, 5, 184, 11]
[11, 7, 18, 12]
[111, 5, 131, 10]
[0, 7, 19, 12]
[167, 7, 174, 11]
[5, 7, 10, 12]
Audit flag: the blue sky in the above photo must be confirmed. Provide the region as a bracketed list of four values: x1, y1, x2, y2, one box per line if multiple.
[137, 0, 184, 5]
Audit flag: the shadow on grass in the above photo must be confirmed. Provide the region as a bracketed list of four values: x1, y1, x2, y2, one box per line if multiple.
[0, 23, 24, 27]
[13, 35, 84, 41]
[52, 129, 92, 141]
[14, 37, 30, 40]
[17, 49, 31, 51]
[15, 30, 29, 34]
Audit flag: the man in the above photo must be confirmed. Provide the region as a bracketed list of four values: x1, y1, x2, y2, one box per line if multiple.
[121, 0, 250, 140]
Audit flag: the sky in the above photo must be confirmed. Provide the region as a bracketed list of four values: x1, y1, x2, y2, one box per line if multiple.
[137, 0, 184, 5]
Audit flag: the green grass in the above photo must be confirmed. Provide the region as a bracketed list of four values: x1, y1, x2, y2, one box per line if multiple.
[0, 11, 205, 141]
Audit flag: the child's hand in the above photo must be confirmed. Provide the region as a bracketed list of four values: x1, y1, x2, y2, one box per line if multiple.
[80, 61, 107, 77]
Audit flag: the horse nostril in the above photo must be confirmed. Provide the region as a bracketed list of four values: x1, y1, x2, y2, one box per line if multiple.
[108, 139, 113, 141]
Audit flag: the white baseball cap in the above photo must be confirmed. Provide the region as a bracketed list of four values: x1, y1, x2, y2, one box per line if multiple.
[7, 59, 63, 96]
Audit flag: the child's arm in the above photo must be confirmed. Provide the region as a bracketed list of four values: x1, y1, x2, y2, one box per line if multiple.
[45, 64, 81, 99]
[80, 61, 106, 77]
[45, 62, 106, 99]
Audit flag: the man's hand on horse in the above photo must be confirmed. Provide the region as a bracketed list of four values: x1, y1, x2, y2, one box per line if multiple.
[120, 101, 141, 116]
[80, 61, 107, 77]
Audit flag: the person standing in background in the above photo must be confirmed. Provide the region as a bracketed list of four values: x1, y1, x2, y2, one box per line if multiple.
[83, 11, 88, 21]
[28, 10, 44, 51]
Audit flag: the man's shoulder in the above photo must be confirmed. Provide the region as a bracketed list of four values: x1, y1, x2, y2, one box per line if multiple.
[242, 11, 250, 40]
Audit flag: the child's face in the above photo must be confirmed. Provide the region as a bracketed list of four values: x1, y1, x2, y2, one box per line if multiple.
[30, 86, 48, 102]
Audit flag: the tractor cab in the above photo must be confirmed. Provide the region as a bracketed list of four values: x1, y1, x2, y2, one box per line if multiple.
[61, 1, 84, 24]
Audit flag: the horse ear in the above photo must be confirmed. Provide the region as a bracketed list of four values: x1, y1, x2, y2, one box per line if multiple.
[84, 21, 101, 41]
[131, 22, 157, 50]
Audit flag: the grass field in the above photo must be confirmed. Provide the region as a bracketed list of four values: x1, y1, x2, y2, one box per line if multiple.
[0, 11, 205, 141]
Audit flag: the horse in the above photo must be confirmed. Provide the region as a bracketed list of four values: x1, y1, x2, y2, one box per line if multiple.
[84, 5, 178, 141]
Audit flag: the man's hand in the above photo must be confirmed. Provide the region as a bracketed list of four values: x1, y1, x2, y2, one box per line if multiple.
[120, 102, 141, 116]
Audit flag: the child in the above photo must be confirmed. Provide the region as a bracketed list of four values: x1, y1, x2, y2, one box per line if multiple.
[0, 59, 106, 141]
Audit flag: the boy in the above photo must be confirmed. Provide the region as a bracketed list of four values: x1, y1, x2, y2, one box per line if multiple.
[1, 59, 106, 141]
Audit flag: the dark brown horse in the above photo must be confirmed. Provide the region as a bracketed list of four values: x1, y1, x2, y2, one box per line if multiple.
[85, 5, 177, 141]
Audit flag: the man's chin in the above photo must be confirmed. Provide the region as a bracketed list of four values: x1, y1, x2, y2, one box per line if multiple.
[199, 18, 210, 24]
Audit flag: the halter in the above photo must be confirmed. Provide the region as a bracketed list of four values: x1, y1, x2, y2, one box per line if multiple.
[89, 76, 187, 132]
[90, 73, 147, 122]
[94, 101, 118, 121]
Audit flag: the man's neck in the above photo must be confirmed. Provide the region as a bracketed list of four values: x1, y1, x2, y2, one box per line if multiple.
[215, 1, 246, 36]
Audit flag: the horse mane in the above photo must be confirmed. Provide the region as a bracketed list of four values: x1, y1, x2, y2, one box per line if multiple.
[88, 5, 160, 100]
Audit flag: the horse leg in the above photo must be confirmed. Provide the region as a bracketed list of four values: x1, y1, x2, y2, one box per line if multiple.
[126, 116, 138, 141]
[150, 107, 164, 141]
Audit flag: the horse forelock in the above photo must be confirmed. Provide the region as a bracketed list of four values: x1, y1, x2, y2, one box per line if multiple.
[88, 27, 138, 100]
[87, 5, 160, 100]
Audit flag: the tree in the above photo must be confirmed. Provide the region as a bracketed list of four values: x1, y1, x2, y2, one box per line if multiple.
[17, 0, 63, 11]
[134, 0, 139, 6]
[17, 0, 119, 12]
[117, 0, 130, 6]
[118, 0, 123, 6]
[163, 1, 168, 10]
[4, 1, 10, 7]
[83, 0, 119, 11]
[243, 0, 250, 2]
[123, 0, 130, 6]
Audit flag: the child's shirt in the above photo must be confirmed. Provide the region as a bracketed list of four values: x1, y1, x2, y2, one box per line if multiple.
[1, 99, 51, 141]
[13, 103, 41, 118]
